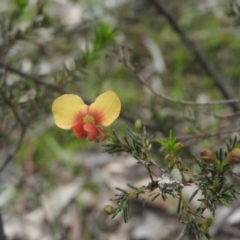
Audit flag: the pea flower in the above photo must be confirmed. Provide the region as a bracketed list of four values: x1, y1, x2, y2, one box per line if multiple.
[52, 90, 121, 142]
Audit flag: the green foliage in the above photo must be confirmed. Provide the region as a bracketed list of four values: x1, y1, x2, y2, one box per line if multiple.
[1, 1, 240, 239]
[93, 23, 117, 52]
[104, 127, 240, 239]
[80, 23, 117, 66]
[104, 127, 152, 161]
[15, 0, 28, 11]
[158, 130, 176, 153]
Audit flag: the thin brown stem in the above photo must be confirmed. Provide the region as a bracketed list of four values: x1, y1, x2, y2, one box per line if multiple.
[214, 111, 240, 119]
[148, 0, 240, 112]
[0, 63, 65, 94]
[0, 89, 25, 128]
[151, 126, 240, 142]
[0, 127, 26, 174]
[118, 45, 240, 107]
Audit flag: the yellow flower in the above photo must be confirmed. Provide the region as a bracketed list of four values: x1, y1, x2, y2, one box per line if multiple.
[52, 90, 121, 142]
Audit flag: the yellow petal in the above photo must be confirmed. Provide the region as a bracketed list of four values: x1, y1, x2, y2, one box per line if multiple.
[52, 94, 87, 129]
[89, 90, 121, 126]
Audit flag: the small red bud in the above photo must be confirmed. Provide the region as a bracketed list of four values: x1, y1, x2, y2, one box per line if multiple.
[227, 148, 240, 165]
[200, 148, 216, 163]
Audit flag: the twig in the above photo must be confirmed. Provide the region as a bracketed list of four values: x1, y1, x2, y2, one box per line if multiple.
[176, 127, 240, 140]
[0, 127, 26, 174]
[214, 111, 240, 119]
[118, 45, 240, 107]
[148, 0, 240, 112]
[0, 17, 8, 67]
[0, 63, 65, 94]
[0, 89, 25, 128]
[151, 126, 240, 142]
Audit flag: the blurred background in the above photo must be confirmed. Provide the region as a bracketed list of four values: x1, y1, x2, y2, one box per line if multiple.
[1, 0, 240, 239]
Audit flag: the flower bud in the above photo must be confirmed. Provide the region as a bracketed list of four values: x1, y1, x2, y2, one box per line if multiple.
[103, 205, 115, 215]
[165, 154, 174, 161]
[200, 148, 216, 163]
[134, 119, 143, 134]
[227, 148, 240, 165]
[173, 142, 184, 155]
[165, 154, 174, 163]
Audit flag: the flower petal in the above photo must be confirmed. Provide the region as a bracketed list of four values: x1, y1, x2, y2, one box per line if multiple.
[88, 91, 121, 126]
[72, 122, 87, 138]
[83, 124, 107, 142]
[52, 94, 87, 129]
